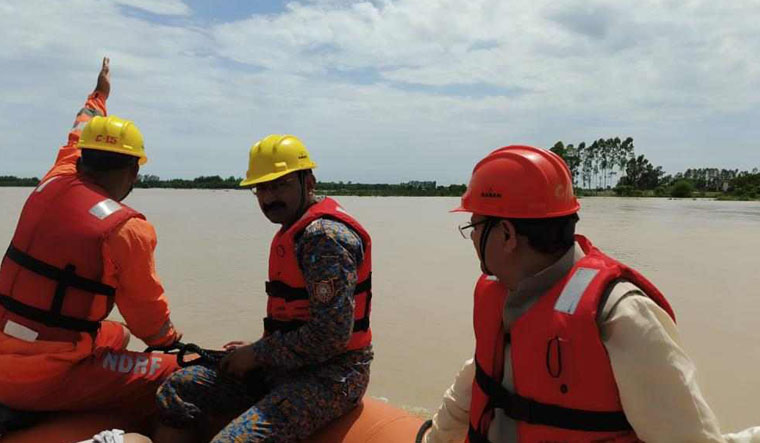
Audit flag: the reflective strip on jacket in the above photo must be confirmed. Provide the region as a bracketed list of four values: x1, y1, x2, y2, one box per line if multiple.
[265, 197, 372, 351]
[468, 235, 675, 443]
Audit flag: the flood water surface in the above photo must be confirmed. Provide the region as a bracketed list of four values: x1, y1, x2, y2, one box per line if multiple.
[1, 188, 759, 431]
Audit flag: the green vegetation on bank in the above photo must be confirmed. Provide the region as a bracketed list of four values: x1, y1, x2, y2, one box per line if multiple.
[0, 176, 39, 187]
[133, 175, 467, 196]
[2, 139, 758, 199]
[136, 175, 240, 189]
[0, 174, 467, 197]
[316, 181, 467, 196]
[550, 138, 760, 200]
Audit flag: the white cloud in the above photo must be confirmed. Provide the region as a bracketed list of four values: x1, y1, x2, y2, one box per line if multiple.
[0, 0, 759, 182]
[210, 0, 760, 119]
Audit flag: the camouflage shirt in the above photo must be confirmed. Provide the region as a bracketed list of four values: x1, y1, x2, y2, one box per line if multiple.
[250, 210, 373, 382]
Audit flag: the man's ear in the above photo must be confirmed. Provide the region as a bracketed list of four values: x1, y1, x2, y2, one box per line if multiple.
[305, 172, 317, 192]
[500, 219, 518, 252]
[129, 161, 139, 182]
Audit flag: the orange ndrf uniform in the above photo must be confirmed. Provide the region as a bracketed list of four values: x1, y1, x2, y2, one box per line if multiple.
[0, 92, 179, 413]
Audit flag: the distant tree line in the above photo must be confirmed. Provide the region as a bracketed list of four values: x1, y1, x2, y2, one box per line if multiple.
[550, 137, 636, 190]
[136, 175, 467, 196]
[317, 181, 466, 196]
[135, 175, 241, 189]
[550, 137, 760, 199]
[0, 176, 39, 186]
[2, 145, 758, 199]
[0, 175, 467, 197]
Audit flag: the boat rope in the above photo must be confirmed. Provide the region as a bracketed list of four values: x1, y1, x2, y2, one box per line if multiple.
[145, 341, 228, 368]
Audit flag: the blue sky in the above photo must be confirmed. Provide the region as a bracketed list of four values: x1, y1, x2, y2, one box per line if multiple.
[118, 0, 287, 25]
[185, 0, 286, 21]
[1, 0, 759, 184]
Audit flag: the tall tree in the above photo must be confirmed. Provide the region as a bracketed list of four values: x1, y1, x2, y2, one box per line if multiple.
[551, 141, 582, 186]
[620, 154, 665, 190]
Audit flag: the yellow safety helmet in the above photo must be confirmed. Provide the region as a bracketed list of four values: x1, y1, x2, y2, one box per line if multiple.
[240, 134, 317, 187]
[77, 115, 147, 165]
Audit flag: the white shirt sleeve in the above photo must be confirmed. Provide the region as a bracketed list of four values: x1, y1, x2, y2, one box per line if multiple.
[75, 429, 125, 443]
[724, 429, 760, 443]
[423, 358, 475, 443]
[601, 283, 760, 443]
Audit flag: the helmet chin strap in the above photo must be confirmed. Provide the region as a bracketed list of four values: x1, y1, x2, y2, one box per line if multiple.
[479, 218, 497, 276]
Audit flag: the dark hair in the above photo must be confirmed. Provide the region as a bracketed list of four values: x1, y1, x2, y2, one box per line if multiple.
[507, 213, 579, 254]
[80, 149, 138, 172]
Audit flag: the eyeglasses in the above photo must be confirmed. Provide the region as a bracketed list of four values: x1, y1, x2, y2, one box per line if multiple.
[251, 176, 298, 196]
[458, 219, 491, 239]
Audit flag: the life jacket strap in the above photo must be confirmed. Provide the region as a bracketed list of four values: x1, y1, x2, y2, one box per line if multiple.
[265, 280, 309, 302]
[0, 293, 101, 333]
[263, 317, 306, 334]
[265, 274, 371, 301]
[5, 244, 116, 296]
[263, 313, 370, 334]
[467, 423, 492, 443]
[473, 358, 632, 432]
[0, 244, 115, 333]
[264, 274, 372, 334]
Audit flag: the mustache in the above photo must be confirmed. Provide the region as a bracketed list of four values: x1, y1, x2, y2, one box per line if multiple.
[262, 201, 285, 212]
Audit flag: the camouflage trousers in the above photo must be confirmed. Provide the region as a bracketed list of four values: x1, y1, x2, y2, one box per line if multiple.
[156, 363, 369, 443]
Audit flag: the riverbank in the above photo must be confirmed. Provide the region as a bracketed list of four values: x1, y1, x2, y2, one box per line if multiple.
[2, 176, 758, 200]
[579, 189, 759, 201]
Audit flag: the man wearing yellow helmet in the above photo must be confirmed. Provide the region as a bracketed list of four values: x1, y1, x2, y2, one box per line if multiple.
[154, 135, 374, 442]
[0, 58, 181, 420]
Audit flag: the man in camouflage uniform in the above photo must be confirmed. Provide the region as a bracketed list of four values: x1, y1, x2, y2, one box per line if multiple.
[154, 135, 373, 443]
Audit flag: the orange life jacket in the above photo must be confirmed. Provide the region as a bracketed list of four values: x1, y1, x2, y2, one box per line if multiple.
[265, 197, 372, 351]
[0, 174, 142, 343]
[468, 235, 675, 443]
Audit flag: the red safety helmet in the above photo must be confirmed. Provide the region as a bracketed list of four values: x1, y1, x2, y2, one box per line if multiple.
[453, 145, 580, 218]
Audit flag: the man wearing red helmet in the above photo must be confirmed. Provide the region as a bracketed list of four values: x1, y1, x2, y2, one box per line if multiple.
[422, 146, 759, 442]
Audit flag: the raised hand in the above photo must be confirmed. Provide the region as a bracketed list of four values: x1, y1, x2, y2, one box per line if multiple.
[95, 57, 110, 99]
[222, 340, 252, 351]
